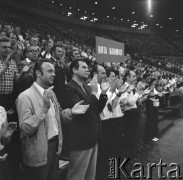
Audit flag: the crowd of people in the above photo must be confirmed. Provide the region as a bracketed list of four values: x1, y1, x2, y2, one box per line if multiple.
[0, 5, 183, 180]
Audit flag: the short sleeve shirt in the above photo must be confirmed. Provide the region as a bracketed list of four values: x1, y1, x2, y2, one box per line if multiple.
[0, 59, 19, 94]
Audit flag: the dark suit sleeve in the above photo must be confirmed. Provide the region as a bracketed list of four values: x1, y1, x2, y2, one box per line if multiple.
[98, 93, 108, 114]
[63, 84, 100, 114]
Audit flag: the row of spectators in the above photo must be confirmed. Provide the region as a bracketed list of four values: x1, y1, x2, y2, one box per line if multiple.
[0, 5, 183, 180]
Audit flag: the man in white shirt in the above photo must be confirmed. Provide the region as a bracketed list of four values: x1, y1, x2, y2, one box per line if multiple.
[122, 70, 141, 162]
[16, 59, 89, 180]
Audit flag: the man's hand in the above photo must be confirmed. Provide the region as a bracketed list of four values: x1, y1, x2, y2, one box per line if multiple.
[118, 84, 129, 95]
[117, 78, 123, 89]
[1, 122, 17, 145]
[90, 74, 98, 96]
[4, 52, 12, 68]
[101, 79, 110, 94]
[109, 78, 118, 93]
[21, 65, 30, 73]
[0, 153, 8, 162]
[71, 100, 90, 115]
[127, 84, 135, 93]
[43, 86, 54, 110]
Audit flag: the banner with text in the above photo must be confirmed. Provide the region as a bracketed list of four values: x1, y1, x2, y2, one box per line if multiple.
[96, 36, 129, 63]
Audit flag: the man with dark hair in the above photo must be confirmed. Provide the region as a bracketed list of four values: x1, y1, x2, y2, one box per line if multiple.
[16, 59, 89, 180]
[16, 46, 39, 94]
[50, 45, 66, 107]
[63, 59, 108, 180]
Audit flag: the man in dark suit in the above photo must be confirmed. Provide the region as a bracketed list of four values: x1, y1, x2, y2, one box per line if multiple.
[63, 59, 109, 180]
[50, 45, 66, 107]
[16, 46, 39, 95]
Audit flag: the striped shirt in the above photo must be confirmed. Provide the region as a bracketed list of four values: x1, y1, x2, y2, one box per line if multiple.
[0, 59, 19, 94]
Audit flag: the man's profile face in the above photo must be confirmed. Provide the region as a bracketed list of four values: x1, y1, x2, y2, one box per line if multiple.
[97, 66, 107, 84]
[0, 41, 11, 59]
[72, 50, 80, 60]
[128, 71, 136, 84]
[75, 61, 90, 80]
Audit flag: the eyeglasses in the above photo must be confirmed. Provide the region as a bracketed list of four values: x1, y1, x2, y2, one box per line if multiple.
[28, 50, 39, 53]
[2, 46, 11, 49]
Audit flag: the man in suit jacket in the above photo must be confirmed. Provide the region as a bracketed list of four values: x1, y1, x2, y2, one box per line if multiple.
[16, 46, 39, 95]
[50, 45, 66, 107]
[16, 59, 89, 180]
[63, 59, 109, 180]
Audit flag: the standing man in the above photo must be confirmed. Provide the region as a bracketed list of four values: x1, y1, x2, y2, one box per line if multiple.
[16, 59, 89, 180]
[63, 59, 108, 180]
[50, 45, 66, 107]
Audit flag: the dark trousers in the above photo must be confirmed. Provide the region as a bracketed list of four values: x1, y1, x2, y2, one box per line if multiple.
[96, 120, 112, 180]
[0, 93, 15, 111]
[0, 158, 13, 180]
[22, 138, 59, 180]
[124, 109, 139, 159]
[150, 106, 159, 138]
[144, 100, 153, 143]
[0, 94, 21, 180]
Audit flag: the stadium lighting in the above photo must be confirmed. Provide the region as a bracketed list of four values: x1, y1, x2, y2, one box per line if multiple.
[148, 0, 152, 14]
[68, 12, 72, 16]
[80, 16, 87, 20]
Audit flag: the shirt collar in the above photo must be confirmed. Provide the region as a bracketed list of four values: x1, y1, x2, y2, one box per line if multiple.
[34, 82, 44, 96]
[25, 58, 31, 63]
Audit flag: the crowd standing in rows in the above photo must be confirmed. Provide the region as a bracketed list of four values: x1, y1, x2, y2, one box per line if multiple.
[0, 6, 183, 180]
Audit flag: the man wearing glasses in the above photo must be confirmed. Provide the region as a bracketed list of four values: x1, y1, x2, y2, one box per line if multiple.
[17, 46, 39, 94]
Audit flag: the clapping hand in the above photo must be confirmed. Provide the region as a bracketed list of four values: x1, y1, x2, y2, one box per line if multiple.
[71, 100, 90, 115]
[1, 122, 17, 145]
[90, 74, 98, 96]
[43, 86, 54, 110]
[110, 78, 118, 93]
[101, 79, 110, 94]
[127, 84, 135, 93]
[118, 84, 129, 95]
[6, 109, 14, 115]
[0, 153, 8, 162]
[22, 65, 30, 73]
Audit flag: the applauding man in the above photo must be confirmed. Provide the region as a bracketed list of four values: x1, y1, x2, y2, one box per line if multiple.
[63, 59, 108, 180]
[16, 59, 89, 180]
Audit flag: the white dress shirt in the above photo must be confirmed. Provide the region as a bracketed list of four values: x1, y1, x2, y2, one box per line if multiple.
[34, 82, 58, 139]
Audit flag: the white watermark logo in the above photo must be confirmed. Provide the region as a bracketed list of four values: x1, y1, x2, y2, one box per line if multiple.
[108, 157, 182, 179]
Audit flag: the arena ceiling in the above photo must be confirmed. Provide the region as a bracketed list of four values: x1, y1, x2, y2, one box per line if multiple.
[50, 0, 183, 31]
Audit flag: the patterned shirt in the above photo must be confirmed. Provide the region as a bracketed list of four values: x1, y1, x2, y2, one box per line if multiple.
[0, 59, 19, 94]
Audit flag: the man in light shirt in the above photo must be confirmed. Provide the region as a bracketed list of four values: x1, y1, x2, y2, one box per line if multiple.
[16, 59, 89, 180]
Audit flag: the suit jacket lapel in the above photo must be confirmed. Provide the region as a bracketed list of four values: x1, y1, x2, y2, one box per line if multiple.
[70, 80, 88, 100]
